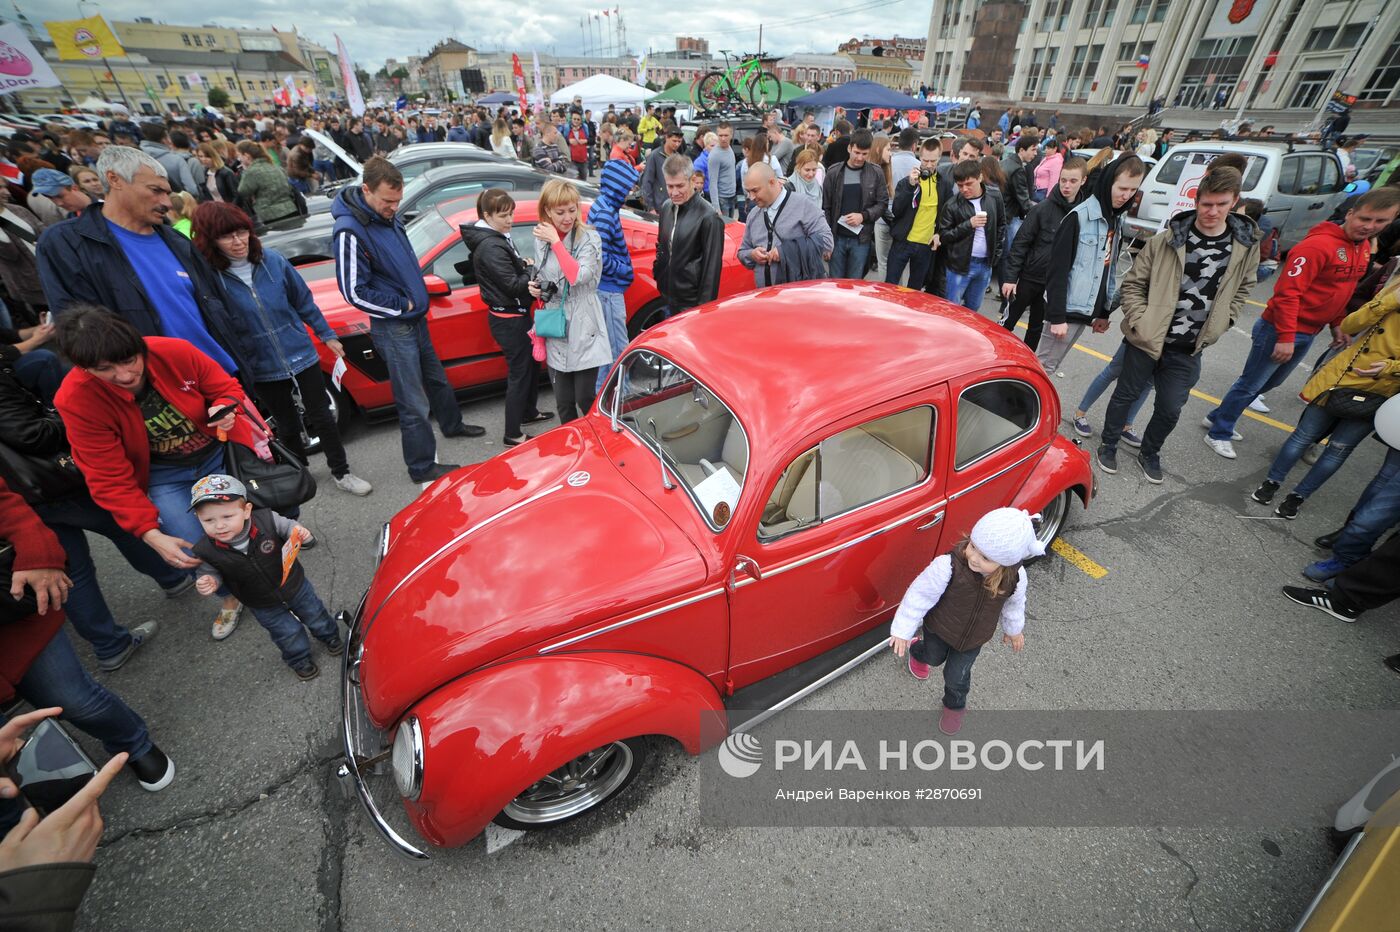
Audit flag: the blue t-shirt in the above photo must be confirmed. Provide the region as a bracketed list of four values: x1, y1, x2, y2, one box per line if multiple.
[106, 220, 236, 373]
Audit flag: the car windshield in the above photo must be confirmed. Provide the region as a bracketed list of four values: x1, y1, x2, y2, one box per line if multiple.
[406, 212, 454, 262]
[1155, 150, 1266, 191]
[607, 350, 748, 530]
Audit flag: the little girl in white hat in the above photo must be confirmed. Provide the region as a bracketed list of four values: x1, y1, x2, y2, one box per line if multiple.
[889, 507, 1044, 735]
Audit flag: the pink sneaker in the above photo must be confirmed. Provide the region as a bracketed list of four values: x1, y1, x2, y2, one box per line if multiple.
[907, 639, 930, 681]
[939, 706, 966, 735]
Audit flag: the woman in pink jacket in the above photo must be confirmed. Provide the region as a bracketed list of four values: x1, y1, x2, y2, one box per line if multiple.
[1032, 143, 1065, 203]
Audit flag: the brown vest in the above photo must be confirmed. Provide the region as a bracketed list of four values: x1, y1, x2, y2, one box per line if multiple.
[922, 544, 1020, 652]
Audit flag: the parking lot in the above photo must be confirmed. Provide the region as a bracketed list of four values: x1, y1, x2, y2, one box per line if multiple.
[63, 273, 1399, 932]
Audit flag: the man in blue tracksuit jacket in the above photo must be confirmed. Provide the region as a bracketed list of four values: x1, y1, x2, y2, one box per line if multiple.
[331, 156, 484, 484]
[591, 159, 637, 391]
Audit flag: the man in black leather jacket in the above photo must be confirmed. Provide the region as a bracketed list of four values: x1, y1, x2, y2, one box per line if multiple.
[654, 153, 725, 314]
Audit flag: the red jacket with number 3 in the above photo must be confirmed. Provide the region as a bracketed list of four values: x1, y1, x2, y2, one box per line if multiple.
[54, 336, 257, 540]
[1262, 221, 1371, 344]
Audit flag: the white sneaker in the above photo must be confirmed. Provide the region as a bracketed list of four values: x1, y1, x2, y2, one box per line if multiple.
[334, 472, 373, 496]
[1204, 435, 1237, 459]
[1248, 395, 1270, 413]
[1200, 415, 1242, 441]
[212, 605, 241, 640]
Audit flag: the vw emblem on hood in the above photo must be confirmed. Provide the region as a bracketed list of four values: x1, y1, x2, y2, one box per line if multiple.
[567, 470, 591, 487]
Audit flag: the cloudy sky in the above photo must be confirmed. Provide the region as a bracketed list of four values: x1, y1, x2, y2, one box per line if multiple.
[13, 0, 930, 70]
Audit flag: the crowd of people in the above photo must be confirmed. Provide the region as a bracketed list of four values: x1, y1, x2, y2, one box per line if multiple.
[1, 94, 1399, 927]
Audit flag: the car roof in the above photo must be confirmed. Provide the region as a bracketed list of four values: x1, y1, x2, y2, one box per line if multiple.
[629, 281, 1035, 444]
[415, 161, 542, 182]
[392, 142, 495, 159]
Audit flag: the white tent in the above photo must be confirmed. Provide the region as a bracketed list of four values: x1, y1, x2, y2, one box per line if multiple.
[550, 74, 650, 112]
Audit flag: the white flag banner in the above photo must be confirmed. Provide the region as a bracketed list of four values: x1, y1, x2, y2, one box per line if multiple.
[531, 50, 543, 109]
[187, 72, 203, 88]
[336, 34, 365, 117]
[283, 74, 300, 104]
[635, 54, 647, 87]
[0, 23, 63, 95]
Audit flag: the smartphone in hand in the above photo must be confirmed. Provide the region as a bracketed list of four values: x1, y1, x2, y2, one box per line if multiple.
[5, 718, 98, 817]
[205, 403, 238, 427]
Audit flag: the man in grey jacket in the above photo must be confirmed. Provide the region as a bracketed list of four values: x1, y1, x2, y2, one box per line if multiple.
[707, 122, 738, 218]
[640, 129, 683, 213]
[738, 164, 833, 287]
[138, 124, 198, 195]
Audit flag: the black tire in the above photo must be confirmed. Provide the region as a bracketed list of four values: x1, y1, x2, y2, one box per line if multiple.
[693, 71, 732, 110]
[626, 298, 669, 339]
[493, 737, 649, 830]
[748, 71, 783, 109]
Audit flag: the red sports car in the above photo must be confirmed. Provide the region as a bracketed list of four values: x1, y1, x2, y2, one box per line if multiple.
[296, 198, 751, 422]
[336, 281, 1095, 857]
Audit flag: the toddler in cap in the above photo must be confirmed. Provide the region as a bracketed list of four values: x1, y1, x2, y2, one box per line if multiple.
[889, 507, 1043, 735]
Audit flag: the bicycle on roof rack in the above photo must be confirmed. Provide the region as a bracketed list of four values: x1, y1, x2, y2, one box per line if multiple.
[690, 50, 783, 113]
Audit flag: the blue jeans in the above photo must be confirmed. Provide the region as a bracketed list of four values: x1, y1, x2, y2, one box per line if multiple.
[1100, 344, 1203, 458]
[1005, 216, 1023, 260]
[1207, 317, 1317, 441]
[1334, 446, 1400, 566]
[368, 316, 464, 480]
[829, 236, 871, 279]
[945, 257, 993, 311]
[248, 578, 340, 668]
[595, 290, 630, 393]
[313, 158, 337, 182]
[36, 497, 188, 661]
[716, 194, 736, 218]
[885, 239, 933, 289]
[912, 630, 982, 710]
[1077, 341, 1151, 427]
[16, 627, 152, 759]
[148, 446, 231, 597]
[15, 349, 64, 404]
[1266, 402, 1376, 498]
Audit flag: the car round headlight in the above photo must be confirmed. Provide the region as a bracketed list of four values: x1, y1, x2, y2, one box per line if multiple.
[391, 716, 423, 801]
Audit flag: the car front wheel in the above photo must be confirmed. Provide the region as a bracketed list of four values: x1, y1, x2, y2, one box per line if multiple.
[493, 737, 648, 830]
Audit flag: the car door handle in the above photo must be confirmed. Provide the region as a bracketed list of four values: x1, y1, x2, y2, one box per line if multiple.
[915, 511, 945, 531]
[1308, 201, 1325, 209]
[729, 555, 762, 589]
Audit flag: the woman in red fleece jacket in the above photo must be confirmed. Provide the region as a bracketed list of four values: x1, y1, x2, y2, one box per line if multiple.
[0, 475, 175, 819]
[53, 306, 265, 640]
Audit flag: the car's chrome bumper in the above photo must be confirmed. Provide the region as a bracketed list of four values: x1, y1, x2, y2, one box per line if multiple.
[336, 593, 429, 860]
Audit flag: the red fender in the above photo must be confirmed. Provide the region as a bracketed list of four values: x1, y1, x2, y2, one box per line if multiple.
[404, 652, 727, 848]
[1011, 434, 1094, 512]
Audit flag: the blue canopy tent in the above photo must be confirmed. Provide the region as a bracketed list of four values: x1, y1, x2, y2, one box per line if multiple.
[788, 80, 941, 113]
[475, 91, 517, 105]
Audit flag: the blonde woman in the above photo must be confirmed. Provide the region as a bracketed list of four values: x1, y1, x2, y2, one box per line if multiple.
[869, 134, 896, 280]
[1135, 128, 1158, 161]
[528, 179, 611, 422]
[68, 165, 104, 200]
[195, 143, 238, 203]
[490, 118, 515, 158]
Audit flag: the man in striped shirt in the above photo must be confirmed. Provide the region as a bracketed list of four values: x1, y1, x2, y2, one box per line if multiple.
[331, 156, 484, 485]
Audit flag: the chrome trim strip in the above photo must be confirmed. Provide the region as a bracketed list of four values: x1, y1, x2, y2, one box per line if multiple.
[948, 444, 1050, 501]
[362, 483, 564, 641]
[1289, 831, 1362, 932]
[538, 587, 727, 653]
[339, 599, 429, 860]
[739, 501, 948, 587]
[735, 635, 892, 734]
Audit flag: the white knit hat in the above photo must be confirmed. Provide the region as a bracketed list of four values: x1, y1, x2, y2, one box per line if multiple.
[969, 507, 1046, 567]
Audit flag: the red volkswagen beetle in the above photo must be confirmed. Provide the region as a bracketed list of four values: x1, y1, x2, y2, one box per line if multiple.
[337, 281, 1094, 857]
[296, 197, 751, 421]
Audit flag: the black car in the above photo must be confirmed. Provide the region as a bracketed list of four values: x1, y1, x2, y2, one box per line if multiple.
[261, 162, 599, 265]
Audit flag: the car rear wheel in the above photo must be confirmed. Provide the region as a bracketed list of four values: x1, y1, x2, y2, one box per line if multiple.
[1030, 489, 1072, 559]
[627, 299, 669, 339]
[493, 737, 648, 830]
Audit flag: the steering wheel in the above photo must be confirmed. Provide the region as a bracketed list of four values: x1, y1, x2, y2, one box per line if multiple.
[699, 458, 720, 477]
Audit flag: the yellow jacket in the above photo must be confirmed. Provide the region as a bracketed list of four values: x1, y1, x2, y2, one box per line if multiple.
[1302, 289, 1400, 403]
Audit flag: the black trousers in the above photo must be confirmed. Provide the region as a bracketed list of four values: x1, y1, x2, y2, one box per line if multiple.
[487, 313, 541, 439]
[255, 366, 349, 478]
[1334, 532, 1400, 612]
[1003, 280, 1047, 351]
[551, 367, 599, 424]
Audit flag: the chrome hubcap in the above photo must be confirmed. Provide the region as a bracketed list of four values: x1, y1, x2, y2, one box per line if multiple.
[1035, 491, 1069, 548]
[501, 742, 634, 824]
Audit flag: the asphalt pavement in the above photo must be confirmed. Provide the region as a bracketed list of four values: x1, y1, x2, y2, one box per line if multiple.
[57, 270, 1400, 932]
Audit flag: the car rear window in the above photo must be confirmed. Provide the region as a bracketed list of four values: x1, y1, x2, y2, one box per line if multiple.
[956, 380, 1039, 469]
[1154, 150, 1266, 191]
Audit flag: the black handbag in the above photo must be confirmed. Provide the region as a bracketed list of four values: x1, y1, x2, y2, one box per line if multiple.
[1318, 325, 1389, 420]
[0, 540, 39, 624]
[222, 402, 317, 511]
[0, 439, 86, 506]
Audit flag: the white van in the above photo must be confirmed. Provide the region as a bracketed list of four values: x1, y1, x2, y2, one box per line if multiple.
[1123, 141, 1347, 252]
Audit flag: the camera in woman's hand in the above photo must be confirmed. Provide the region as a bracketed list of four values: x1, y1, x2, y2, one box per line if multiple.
[534, 277, 560, 304]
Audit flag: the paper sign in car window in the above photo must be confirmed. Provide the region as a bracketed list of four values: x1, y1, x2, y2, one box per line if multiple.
[693, 467, 742, 525]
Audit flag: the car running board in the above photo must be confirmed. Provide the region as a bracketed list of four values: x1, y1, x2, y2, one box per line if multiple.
[725, 626, 891, 734]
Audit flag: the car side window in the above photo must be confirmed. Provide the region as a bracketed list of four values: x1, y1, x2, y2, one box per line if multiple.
[419, 181, 497, 210]
[956, 381, 1039, 469]
[1276, 157, 1301, 196]
[399, 161, 433, 182]
[1317, 156, 1341, 194]
[1295, 156, 1325, 196]
[759, 407, 933, 540]
[1155, 152, 1188, 185]
[430, 241, 475, 289]
[510, 225, 536, 258]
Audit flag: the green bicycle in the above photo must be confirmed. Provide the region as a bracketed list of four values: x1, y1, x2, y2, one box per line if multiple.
[691, 50, 783, 112]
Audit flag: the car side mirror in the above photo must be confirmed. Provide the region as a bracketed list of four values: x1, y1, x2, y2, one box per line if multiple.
[401, 209, 419, 222]
[423, 274, 451, 297]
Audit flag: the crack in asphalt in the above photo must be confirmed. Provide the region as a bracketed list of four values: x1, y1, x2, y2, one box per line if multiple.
[316, 760, 351, 932]
[1156, 839, 1204, 932]
[98, 743, 343, 850]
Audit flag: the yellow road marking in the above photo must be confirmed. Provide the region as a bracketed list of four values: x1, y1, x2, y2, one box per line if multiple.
[1247, 299, 1267, 309]
[1051, 538, 1109, 579]
[1012, 322, 1295, 434]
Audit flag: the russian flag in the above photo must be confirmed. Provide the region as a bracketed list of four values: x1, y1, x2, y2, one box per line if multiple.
[1137, 54, 1150, 69]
